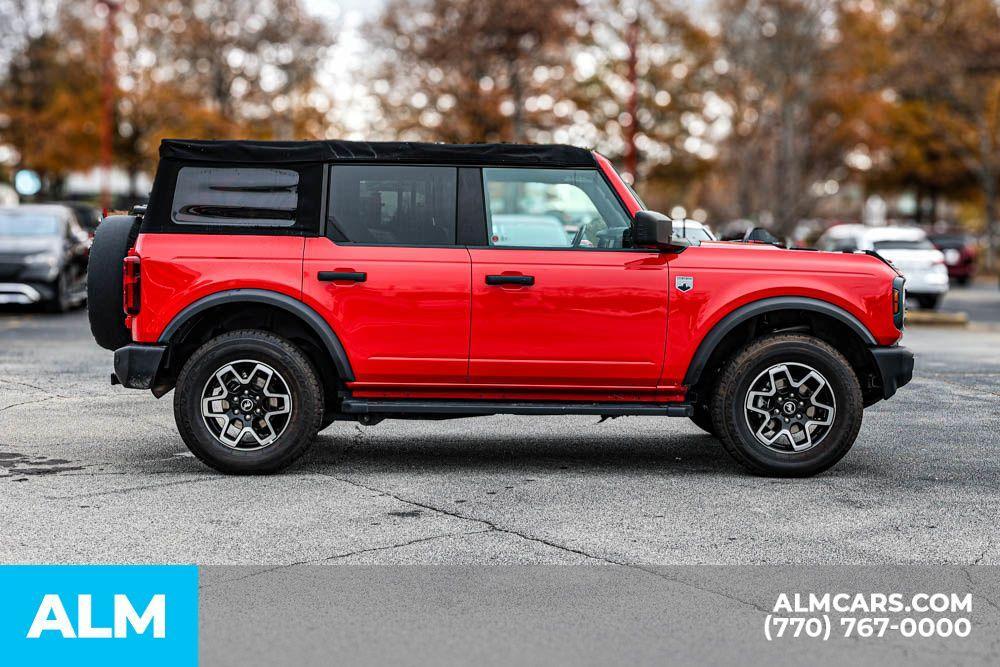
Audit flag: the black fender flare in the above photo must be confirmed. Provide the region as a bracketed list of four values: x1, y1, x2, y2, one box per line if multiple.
[682, 296, 877, 387]
[158, 289, 355, 381]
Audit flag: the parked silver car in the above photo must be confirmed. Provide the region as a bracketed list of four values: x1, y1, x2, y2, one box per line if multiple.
[816, 224, 948, 310]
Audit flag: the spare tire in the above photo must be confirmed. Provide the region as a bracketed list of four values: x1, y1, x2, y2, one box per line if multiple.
[88, 215, 141, 351]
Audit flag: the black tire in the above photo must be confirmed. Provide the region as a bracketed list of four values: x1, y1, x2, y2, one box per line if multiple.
[173, 330, 324, 474]
[955, 275, 970, 287]
[318, 413, 337, 433]
[44, 269, 70, 313]
[88, 215, 140, 350]
[915, 294, 940, 310]
[711, 334, 863, 477]
[689, 402, 717, 436]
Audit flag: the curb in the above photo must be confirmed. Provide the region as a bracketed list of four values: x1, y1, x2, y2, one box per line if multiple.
[905, 310, 969, 327]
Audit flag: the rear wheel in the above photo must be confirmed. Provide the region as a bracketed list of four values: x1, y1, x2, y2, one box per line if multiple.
[174, 330, 323, 474]
[711, 334, 862, 477]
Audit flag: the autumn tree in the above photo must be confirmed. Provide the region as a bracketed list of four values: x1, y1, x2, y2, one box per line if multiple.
[884, 0, 1000, 270]
[568, 0, 715, 210]
[707, 0, 882, 236]
[366, 0, 580, 143]
[0, 30, 102, 197]
[45, 0, 334, 194]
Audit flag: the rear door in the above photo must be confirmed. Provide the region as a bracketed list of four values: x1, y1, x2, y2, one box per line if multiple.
[468, 167, 669, 388]
[301, 164, 471, 386]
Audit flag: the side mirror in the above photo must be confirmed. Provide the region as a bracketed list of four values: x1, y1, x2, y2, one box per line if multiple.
[631, 210, 675, 249]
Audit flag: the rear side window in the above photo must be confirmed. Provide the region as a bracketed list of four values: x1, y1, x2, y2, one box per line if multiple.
[171, 167, 299, 227]
[327, 165, 457, 245]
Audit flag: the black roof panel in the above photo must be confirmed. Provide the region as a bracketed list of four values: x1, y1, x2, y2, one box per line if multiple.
[159, 139, 597, 167]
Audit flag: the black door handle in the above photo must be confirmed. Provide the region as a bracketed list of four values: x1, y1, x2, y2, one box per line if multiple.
[486, 274, 534, 286]
[318, 271, 367, 282]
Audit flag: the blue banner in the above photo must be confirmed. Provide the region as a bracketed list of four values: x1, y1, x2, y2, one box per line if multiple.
[0, 565, 198, 666]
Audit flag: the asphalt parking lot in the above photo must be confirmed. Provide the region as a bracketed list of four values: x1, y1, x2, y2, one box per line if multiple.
[1, 287, 998, 567]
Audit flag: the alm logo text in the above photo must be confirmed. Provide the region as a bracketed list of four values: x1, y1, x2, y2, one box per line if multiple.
[27, 594, 166, 639]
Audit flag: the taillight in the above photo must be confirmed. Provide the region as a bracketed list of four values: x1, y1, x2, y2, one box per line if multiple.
[123, 255, 141, 315]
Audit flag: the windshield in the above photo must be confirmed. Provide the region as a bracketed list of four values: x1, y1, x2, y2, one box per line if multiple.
[0, 213, 62, 236]
[873, 239, 934, 251]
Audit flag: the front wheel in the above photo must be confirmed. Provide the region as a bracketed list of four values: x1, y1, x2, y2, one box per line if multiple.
[174, 330, 324, 474]
[711, 334, 863, 477]
[44, 270, 70, 313]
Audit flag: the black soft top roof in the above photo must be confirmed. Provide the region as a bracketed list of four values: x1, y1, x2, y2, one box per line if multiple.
[159, 139, 597, 167]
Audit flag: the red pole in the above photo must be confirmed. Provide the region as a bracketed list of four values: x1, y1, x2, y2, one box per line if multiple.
[99, 1, 119, 212]
[625, 18, 639, 183]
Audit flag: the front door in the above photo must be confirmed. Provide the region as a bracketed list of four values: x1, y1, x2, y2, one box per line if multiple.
[469, 167, 669, 388]
[302, 164, 471, 387]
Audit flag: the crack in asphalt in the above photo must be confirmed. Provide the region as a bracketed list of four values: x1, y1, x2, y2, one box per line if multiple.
[199, 529, 495, 590]
[44, 476, 217, 499]
[0, 395, 56, 413]
[961, 567, 1000, 616]
[322, 473, 770, 614]
[0, 377, 72, 399]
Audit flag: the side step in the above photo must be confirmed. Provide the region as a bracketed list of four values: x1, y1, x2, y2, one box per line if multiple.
[340, 398, 693, 418]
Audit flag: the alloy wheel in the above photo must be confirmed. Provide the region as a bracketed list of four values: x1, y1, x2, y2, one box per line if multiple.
[743, 362, 836, 453]
[200, 360, 293, 450]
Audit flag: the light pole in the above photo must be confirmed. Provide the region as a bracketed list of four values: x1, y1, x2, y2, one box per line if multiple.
[98, 0, 119, 212]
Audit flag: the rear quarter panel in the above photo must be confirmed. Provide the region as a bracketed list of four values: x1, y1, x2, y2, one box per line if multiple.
[131, 233, 305, 342]
[662, 244, 901, 386]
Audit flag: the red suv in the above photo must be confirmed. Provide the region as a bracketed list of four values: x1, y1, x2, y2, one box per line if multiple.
[88, 139, 912, 476]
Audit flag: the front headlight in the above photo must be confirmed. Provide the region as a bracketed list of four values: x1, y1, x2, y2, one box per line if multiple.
[23, 251, 59, 268]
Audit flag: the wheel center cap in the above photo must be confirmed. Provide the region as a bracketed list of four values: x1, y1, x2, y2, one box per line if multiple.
[782, 401, 797, 415]
[240, 398, 256, 412]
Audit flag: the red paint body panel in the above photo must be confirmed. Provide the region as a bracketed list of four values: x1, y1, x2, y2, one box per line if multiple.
[130, 152, 902, 406]
[131, 234, 305, 343]
[468, 248, 669, 386]
[302, 238, 471, 384]
[657, 242, 902, 387]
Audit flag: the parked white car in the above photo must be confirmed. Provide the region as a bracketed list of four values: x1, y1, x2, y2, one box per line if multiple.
[816, 225, 949, 310]
[672, 219, 717, 242]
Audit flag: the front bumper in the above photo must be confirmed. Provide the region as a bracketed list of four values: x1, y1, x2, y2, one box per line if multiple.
[112, 344, 167, 391]
[0, 282, 53, 305]
[870, 346, 914, 400]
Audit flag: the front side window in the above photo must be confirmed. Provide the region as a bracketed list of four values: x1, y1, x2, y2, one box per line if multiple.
[171, 167, 299, 227]
[482, 168, 630, 249]
[327, 165, 457, 245]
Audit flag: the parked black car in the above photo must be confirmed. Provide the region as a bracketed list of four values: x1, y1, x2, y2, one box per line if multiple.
[53, 201, 103, 237]
[0, 204, 90, 312]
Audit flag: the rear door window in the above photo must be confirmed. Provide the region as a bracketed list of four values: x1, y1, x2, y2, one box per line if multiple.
[327, 165, 457, 245]
[171, 167, 299, 227]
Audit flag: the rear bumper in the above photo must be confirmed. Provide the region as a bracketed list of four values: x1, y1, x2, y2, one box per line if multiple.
[870, 346, 914, 400]
[112, 344, 167, 391]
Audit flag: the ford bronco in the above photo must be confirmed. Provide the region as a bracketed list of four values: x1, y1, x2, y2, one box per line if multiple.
[88, 139, 913, 476]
